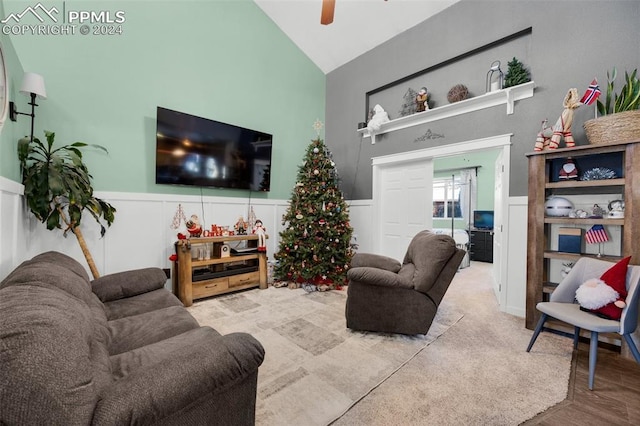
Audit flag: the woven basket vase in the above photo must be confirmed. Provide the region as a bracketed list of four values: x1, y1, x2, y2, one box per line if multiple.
[583, 110, 640, 145]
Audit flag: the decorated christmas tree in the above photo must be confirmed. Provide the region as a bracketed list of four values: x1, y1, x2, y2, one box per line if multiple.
[504, 57, 531, 88]
[274, 124, 355, 291]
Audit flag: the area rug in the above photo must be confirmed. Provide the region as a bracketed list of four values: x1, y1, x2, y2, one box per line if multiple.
[187, 261, 573, 425]
[332, 262, 573, 426]
[187, 285, 463, 426]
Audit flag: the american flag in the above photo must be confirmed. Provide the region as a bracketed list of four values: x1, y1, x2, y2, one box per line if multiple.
[585, 224, 608, 244]
[580, 79, 601, 105]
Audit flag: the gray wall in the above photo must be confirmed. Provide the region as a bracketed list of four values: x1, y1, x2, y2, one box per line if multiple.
[326, 0, 640, 199]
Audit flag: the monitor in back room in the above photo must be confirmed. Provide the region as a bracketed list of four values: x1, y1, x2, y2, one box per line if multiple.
[155, 107, 273, 191]
[473, 210, 494, 230]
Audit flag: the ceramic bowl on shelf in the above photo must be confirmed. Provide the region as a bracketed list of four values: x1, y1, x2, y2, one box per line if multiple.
[545, 196, 573, 217]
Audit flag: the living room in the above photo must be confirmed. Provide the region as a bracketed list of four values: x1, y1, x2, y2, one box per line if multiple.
[1, 0, 640, 424]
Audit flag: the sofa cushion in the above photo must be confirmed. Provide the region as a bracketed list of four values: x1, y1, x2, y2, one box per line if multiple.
[0, 285, 100, 425]
[108, 305, 200, 355]
[110, 326, 223, 379]
[92, 267, 168, 302]
[31, 250, 91, 282]
[102, 288, 184, 320]
[0, 260, 94, 305]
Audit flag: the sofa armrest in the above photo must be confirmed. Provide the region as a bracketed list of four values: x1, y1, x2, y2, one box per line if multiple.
[92, 332, 265, 425]
[347, 267, 412, 289]
[91, 267, 167, 302]
[351, 253, 402, 272]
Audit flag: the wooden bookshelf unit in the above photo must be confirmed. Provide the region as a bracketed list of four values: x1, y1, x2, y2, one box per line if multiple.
[525, 140, 640, 331]
[175, 235, 268, 307]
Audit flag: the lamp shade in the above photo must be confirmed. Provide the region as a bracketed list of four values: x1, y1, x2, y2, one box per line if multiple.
[19, 72, 46, 99]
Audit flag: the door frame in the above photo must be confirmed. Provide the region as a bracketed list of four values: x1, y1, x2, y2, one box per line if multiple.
[371, 134, 512, 308]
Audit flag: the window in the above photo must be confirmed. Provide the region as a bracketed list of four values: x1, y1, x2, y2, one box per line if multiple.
[433, 177, 462, 219]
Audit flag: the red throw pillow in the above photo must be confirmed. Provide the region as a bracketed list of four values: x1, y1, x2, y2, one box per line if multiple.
[591, 256, 631, 320]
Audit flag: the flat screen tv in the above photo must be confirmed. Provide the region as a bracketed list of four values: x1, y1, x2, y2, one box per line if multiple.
[156, 107, 273, 191]
[473, 210, 494, 230]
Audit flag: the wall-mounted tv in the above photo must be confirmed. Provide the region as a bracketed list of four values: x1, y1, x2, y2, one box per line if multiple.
[473, 210, 494, 230]
[156, 107, 273, 191]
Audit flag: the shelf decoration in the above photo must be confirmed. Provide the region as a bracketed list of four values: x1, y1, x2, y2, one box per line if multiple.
[358, 81, 534, 143]
[486, 60, 504, 92]
[534, 119, 553, 151]
[416, 87, 429, 112]
[585, 224, 609, 257]
[545, 196, 573, 217]
[581, 167, 616, 181]
[447, 84, 468, 103]
[607, 200, 624, 218]
[399, 87, 418, 117]
[504, 57, 531, 88]
[558, 158, 578, 180]
[547, 88, 581, 150]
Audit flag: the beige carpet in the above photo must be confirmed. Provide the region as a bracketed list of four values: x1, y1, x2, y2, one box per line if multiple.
[187, 262, 572, 425]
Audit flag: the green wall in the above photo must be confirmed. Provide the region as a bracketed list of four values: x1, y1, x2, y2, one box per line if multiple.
[2, 0, 325, 199]
[432, 149, 500, 229]
[0, 0, 30, 179]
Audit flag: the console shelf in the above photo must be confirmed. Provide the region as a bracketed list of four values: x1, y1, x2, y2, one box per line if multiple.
[357, 81, 534, 143]
[174, 234, 268, 306]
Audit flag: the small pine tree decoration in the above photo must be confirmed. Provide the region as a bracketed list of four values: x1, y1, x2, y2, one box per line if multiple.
[274, 138, 355, 290]
[399, 87, 418, 117]
[504, 57, 531, 88]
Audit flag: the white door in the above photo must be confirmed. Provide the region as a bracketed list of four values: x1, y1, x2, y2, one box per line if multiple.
[376, 160, 433, 260]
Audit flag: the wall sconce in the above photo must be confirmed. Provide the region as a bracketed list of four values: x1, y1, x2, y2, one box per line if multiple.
[486, 60, 504, 93]
[10, 72, 47, 141]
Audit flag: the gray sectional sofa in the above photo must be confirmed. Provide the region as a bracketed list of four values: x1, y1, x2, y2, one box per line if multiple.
[0, 251, 264, 425]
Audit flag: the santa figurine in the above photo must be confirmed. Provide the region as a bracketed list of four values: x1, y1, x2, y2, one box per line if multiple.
[252, 219, 267, 252]
[559, 158, 578, 180]
[416, 87, 429, 112]
[185, 214, 202, 237]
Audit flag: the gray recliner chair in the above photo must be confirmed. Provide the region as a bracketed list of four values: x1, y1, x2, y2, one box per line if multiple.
[345, 230, 465, 335]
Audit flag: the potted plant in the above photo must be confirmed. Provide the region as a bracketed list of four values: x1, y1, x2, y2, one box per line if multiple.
[583, 68, 640, 145]
[18, 131, 116, 279]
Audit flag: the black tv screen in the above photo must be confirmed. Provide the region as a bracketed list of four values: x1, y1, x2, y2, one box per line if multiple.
[155, 107, 272, 191]
[473, 210, 494, 230]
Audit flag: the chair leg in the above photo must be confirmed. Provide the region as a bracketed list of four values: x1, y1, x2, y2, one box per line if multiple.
[623, 334, 640, 364]
[527, 313, 548, 352]
[588, 331, 598, 390]
[573, 326, 581, 349]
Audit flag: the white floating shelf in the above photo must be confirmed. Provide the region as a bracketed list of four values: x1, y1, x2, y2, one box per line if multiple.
[358, 81, 535, 144]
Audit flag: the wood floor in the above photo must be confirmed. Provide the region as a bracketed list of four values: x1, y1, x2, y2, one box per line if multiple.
[524, 343, 640, 425]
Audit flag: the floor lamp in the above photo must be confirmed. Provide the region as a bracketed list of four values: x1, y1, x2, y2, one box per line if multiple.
[10, 72, 47, 142]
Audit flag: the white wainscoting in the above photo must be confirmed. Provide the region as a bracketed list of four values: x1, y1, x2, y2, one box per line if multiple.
[0, 177, 28, 283]
[0, 178, 378, 285]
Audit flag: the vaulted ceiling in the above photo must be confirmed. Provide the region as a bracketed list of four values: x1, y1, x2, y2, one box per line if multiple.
[253, 0, 461, 74]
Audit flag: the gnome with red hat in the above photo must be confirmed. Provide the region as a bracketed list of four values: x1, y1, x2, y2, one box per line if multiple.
[575, 256, 631, 320]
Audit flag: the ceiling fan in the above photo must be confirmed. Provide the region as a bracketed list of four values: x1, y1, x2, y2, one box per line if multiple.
[321, 0, 388, 25]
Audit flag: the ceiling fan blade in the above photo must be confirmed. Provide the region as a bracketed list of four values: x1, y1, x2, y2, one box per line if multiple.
[321, 0, 335, 25]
